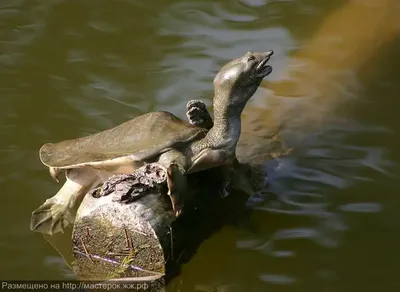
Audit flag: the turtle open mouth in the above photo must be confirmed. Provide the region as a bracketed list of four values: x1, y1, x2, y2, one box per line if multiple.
[256, 50, 273, 78]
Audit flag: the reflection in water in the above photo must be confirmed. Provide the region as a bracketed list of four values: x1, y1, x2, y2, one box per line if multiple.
[1, 0, 400, 290]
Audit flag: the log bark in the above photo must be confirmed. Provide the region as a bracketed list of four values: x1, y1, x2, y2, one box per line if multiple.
[70, 163, 253, 288]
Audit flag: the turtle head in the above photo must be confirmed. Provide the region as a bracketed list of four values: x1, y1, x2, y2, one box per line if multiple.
[213, 50, 273, 108]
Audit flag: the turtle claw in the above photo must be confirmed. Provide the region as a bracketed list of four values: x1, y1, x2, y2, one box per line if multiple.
[173, 204, 182, 217]
[186, 99, 213, 130]
[30, 199, 72, 235]
[186, 99, 207, 112]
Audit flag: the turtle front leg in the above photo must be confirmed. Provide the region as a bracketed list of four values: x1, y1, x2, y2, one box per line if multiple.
[186, 100, 213, 130]
[166, 163, 187, 216]
[31, 168, 102, 235]
[158, 151, 189, 217]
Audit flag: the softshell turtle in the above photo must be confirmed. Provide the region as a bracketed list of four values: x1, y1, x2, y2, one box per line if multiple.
[31, 50, 274, 235]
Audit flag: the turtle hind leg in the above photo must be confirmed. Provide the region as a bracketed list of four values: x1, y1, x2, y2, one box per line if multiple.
[30, 198, 73, 235]
[158, 151, 189, 217]
[31, 168, 101, 236]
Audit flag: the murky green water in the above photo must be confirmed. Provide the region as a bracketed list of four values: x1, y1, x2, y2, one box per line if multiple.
[1, 0, 400, 290]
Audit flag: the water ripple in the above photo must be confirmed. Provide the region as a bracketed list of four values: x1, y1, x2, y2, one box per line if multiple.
[338, 202, 383, 213]
[259, 273, 296, 285]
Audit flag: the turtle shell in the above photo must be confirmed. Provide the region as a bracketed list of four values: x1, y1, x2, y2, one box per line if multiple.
[39, 111, 207, 169]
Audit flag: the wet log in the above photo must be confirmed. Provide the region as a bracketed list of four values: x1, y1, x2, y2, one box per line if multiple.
[70, 163, 255, 288]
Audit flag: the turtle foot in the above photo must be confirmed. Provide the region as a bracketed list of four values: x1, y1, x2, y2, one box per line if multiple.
[186, 100, 213, 129]
[30, 199, 72, 235]
[186, 99, 207, 112]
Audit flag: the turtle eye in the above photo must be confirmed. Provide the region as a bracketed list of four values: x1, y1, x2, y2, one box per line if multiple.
[246, 55, 255, 62]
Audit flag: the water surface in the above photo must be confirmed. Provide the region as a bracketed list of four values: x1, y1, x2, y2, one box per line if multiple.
[1, 0, 400, 291]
